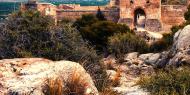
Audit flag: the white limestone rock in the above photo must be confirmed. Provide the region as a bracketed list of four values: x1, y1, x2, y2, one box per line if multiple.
[0, 58, 98, 95]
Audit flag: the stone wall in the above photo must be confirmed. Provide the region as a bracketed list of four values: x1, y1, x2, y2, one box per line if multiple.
[119, 0, 161, 30]
[37, 3, 57, 17]
[56, 10, 120, 22]
[22, 0, 190, 32]
[161, 5, 187, 31]
[145, 19, 162, 32]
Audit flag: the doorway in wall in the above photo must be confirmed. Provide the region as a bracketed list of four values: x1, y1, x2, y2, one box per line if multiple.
[134, 8, 146, 29]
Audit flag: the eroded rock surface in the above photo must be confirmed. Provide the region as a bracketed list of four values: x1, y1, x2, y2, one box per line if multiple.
[169, 25, 190, 66]
[0, 58, 98, 95]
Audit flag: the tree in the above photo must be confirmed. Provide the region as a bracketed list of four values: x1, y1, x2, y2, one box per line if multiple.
[96, 6, 106, 21]
[80, 21, 130, 48]
[74, 14, 130, 52]
[73, 14, 98, 29]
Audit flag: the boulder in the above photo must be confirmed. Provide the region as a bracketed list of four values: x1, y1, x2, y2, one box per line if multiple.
[169, 25, 190, 66]
[172, 25, 190, 53]
[123, 52, 144, 66]
[0, 58, 98, 95]
[139, 53, 161, 66]
[124, 52, 139, 61]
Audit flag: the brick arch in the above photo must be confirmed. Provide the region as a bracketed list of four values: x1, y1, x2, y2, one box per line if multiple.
[133, 7, 147, 16]
[133, 7, 146, 28]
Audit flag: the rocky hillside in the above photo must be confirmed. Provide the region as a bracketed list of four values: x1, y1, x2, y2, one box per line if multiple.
[0, 25, 190, 95]
[102, 25, 190, 95]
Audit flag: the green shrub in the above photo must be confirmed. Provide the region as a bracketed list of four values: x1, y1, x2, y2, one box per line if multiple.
[73, 14, 98, 29]
[151, 23, 185, 53]
[81, 21, 130, 46]
[73, 14, 130, 51]
[149, 33, 173, 52]
[108, 33, 148, 57]
[171, 25, 181, 34]
[96, 7, 106, 21]
[0, 10, 107, 91]
[138, 67, 190, 95]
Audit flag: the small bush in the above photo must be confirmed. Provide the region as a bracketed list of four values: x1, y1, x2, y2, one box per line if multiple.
[108, 33, 149, 57]
[138, 67, 190, 95]
[171, 25, 181, 34]
[149, 33, 173, 52]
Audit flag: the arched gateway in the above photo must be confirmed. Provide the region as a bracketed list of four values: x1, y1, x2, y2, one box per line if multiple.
[119, 0, 162, 32]
[134, 8, 146, 28]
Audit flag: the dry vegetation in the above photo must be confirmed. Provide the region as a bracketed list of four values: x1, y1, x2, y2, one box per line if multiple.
[111, 69, 121, 87]
[137, 66, 190, 95]
[45, 70, 88, 95]
[46, 78, 63, 95]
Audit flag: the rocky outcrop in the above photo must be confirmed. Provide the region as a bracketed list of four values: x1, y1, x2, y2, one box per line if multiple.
[0, 58, 98, 95]
[103, 25, 190, 95]
[168, 25, 190, 66]
[104, 54, 153, 95]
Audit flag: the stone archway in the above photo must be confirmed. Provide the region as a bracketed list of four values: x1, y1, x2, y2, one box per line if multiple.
[134, 8, 146, 29]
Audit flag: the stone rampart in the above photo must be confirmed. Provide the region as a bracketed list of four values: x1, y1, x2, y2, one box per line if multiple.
[161, 5, 187, 31]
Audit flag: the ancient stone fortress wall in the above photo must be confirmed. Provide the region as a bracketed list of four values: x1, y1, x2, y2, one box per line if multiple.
[119, 0, 162, 32]
[56, 8, 119, 22]
[21, 2, 57, 17]
[36, 3, 57, 17]
[21, 0, 190, 32]
[22, 2, 120, 23]
[161, 5, 187, 31]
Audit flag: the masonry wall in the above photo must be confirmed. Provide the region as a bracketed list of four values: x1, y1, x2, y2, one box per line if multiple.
[119, 0, 162, 31]
[161, 5, 187, 31]
[37, 4, 57, 17]
[56, 10, 120, 22]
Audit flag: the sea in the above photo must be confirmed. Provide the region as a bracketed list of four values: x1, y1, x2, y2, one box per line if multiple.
[0, 0, 109, 22]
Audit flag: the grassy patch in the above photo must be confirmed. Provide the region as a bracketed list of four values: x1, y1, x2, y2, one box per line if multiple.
[138, 67, 190, 95]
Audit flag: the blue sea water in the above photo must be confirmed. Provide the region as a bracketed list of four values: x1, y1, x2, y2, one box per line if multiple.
[0, 2, 20, 21]
[0, 0, 109, 21]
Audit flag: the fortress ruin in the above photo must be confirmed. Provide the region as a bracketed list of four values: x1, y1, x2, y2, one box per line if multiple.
[21, 0, 190, 32]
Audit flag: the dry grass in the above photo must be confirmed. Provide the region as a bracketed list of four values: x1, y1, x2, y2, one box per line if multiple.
[99, 88, 119, 95]
[65, 70, 88, 95]
[46, 77, 63, 95]
[46, 70, 88, 95]
[104, 59, 115, 70]
[111, 69, 121, 87]
[45, 68, 122, 95]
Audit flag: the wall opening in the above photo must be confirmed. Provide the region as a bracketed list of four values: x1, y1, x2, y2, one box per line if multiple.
[134, 8, 146, 29]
